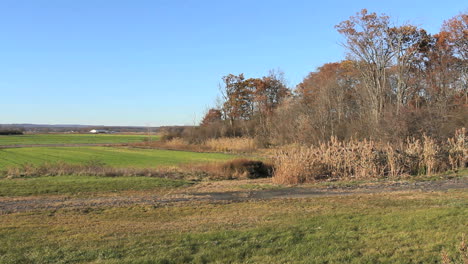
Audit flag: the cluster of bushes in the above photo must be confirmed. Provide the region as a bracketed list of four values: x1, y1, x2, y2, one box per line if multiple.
[191, 159, 273, 180]
[273, 128, 467, 184]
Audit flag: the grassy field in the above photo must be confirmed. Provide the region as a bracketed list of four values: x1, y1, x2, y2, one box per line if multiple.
[0, 175, 191, 197]
[0, 133, 465, 263]
[0, 190, 466, 263]
[0, 146, 237, 169]
[0, 134, 158, 146]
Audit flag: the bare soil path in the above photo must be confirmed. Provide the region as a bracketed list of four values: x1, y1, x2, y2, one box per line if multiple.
[1, 177, 466, 214]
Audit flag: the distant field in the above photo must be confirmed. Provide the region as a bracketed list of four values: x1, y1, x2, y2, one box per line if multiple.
[0, 134, 158, 146]
[0, 146, 237, 168]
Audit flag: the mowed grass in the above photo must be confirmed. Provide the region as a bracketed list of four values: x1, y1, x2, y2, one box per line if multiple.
[0, 134, 158, 146]
[0, 146, 238, 169]
[0, 175, 191, 197]
[0, 191, 466, 263]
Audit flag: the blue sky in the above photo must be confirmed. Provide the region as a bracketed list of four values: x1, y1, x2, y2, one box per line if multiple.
[1, 0, 466, 126]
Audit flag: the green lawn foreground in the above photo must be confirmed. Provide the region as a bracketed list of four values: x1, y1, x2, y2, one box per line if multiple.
[0, 190, 466, 263]
[0, 146, 237, 169]
[0, 134, 158, 146]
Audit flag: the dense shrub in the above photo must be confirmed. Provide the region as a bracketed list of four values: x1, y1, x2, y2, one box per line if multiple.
[220, 159, 273, 179]
[182, 159, 273, 180]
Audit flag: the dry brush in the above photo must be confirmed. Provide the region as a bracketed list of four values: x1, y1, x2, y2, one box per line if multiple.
[273, 128, 467, 184]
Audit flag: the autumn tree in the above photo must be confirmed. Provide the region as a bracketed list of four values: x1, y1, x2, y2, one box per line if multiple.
[253, 70, 290, 115]
[336, 9, 393, 124]
[387, 25, 430, 114]
[441, 12, 468, 104]
[418, 31, 460, 114]
[442, 12, 468, 60]
[296, 60, 361, 140]
[200, 108, 222, 126]
[221, 74, 254, 125]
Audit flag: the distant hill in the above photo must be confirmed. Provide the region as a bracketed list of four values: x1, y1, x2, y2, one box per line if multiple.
[0, 124, 158, 133]
[0, 124, 193, 133]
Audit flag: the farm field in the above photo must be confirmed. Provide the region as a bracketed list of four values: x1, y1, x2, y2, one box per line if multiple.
[0, 134, 158, 146]
[0, 146, 237, 169]
[0, 133, 466, 263]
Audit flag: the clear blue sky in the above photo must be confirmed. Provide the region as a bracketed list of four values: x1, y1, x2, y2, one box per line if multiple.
[1, 0, 466, 126]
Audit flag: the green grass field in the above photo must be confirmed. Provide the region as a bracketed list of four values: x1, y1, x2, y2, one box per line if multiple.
[0, 175, 191, 197]
[0, 134, 158, 146]
[0, 190, 466, 263]
[0, 146, 237, 169]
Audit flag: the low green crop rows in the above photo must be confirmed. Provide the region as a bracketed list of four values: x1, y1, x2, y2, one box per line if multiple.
[0, 146, 237, 169]
[0, 134, 158, 146]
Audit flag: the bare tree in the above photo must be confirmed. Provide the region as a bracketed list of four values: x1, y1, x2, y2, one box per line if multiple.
[388, 25, 429, 114]
[336, 9, 394, 123]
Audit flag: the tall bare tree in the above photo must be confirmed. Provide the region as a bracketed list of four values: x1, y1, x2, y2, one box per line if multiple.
[388, 25, 430, 114]
[336, 9, 393, 123]
[441, 12, 468, 104]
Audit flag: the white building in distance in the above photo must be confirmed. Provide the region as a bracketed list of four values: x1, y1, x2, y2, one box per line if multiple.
[89, 129, 109, 134]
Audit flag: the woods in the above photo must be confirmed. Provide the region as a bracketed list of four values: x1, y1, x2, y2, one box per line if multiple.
[190, 9, 467, 147]
[162, 9, 468, 183]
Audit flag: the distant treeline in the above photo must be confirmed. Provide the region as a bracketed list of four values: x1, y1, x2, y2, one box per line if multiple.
[0, 125, 172, 134]
[0, 130, 24, 135]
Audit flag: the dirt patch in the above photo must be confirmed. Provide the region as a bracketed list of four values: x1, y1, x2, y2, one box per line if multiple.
[0, 177, 466, 214]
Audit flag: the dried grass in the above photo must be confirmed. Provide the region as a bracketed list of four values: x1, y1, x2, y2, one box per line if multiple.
[204, 137, 256, 153]
[441, 233, 468, 264]
[273, 129, 467, 184]
[132, 137, 257, 153]
[448, 127, 467, 172]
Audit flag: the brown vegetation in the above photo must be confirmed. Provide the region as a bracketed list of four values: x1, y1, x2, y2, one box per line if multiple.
[204, 137, 256, 152]
[135, 137, 258, 153]
[272, 129, 467, 184]
[441, 234, 468, 264]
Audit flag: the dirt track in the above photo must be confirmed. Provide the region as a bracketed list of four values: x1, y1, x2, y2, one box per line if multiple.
[1, 177, 466, 214]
